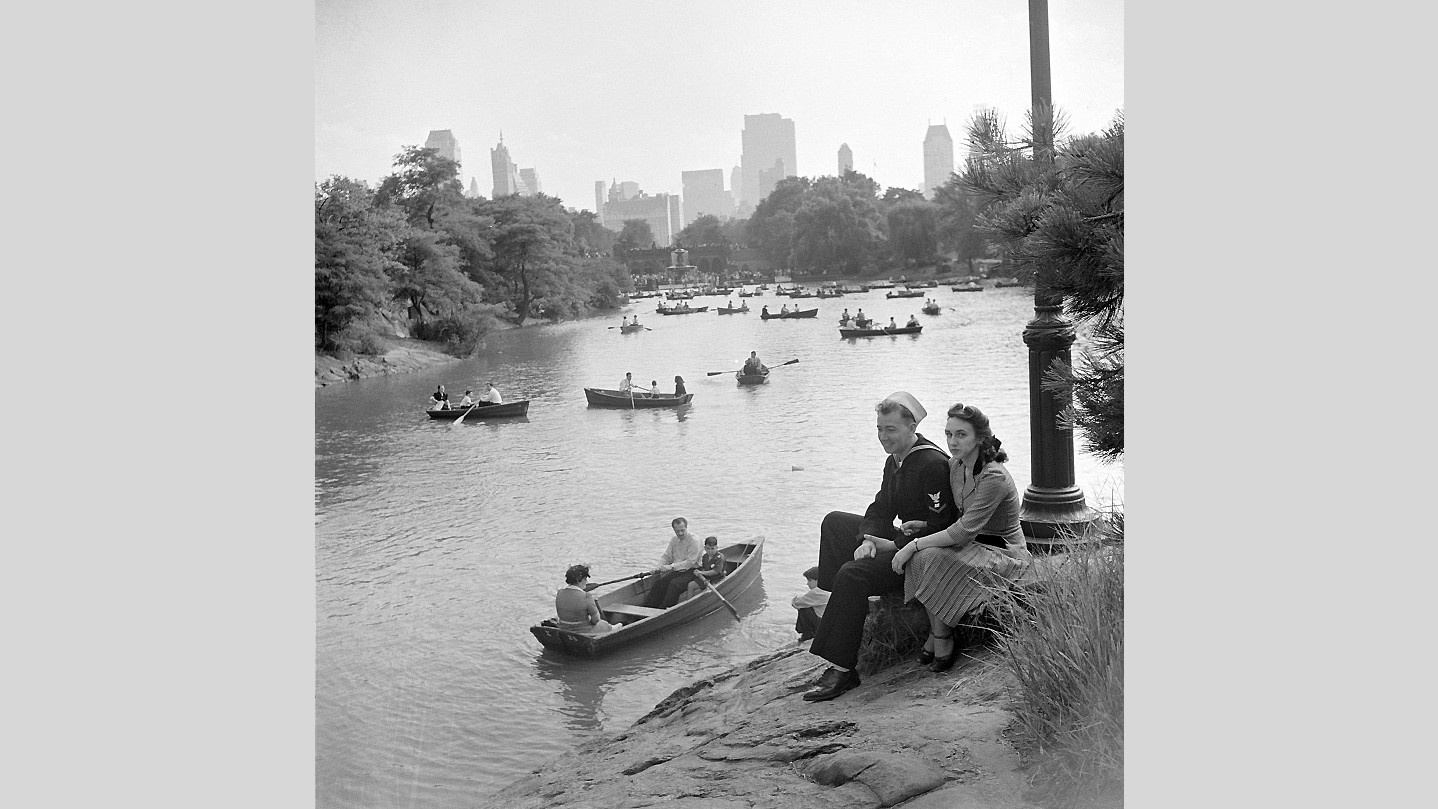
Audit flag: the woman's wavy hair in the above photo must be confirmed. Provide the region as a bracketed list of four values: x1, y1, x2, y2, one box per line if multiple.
[947, 403, 1008, 476]
[564, 564, 590, 585]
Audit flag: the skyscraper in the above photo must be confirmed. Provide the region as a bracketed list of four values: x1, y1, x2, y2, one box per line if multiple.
[680, 169, 733, 226]
[739, 113, 796, 213]
[923, 124, 955, 198]
[468, 178, 481, 199]
[599, 181, 680, 247]
[519, 168, 541, 196]
[838, 143, 853, 175]
[595, 180, 606, 214]
[491, 136, 522, 197]
[730, 166, 742, 209]
[424, 129, 461, 167]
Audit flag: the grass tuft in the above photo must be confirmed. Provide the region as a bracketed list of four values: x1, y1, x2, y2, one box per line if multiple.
[988, 512, 1124, 807]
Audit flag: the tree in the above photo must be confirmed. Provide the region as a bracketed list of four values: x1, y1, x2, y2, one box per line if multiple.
[963, 108, 1124, 459]
[885, 199, 940, 264]
[880, 187, 925, 206]
[314, 177, 406, 351]
[478, 194, 575, 324]
[677, 214, 734, 249]
[932, 178, 988, 271]
[614, 219, 655, 253]
[374, 146, 466, 230]
[568, 208, 616, 258]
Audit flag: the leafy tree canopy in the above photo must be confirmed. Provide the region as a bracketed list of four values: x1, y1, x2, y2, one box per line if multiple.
[615, 219, 656, 253]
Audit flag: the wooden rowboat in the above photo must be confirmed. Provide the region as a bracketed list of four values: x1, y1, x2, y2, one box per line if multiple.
[839, 325, 923, 337]
[921, 303, 942, 315]
[736, 368, 770, 384]
[426, 400, 530, 419]
[950, 282, 985, 293]
[885, 288, 925, 298]
[530, 537, 764, 657]
[759, 307, 818, 320]
[657, 306, 709, 315]
[584, 388, 694, 408]
[715, 304, 750, 314]
[619, 322, 646, 333]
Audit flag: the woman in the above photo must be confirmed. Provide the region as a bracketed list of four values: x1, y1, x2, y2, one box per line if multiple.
[554, 564, 615, 634]
[890, 403, 1030, 672]
[673, 375, 687, 396]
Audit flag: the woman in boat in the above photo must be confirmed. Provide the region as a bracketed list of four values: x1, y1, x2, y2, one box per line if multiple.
[907, 314, 920, 328]
[887, 316, 899, 330]
[458, 389, 475, 407]
[430, 384, 449, 410]
[762, 305, 770, 317]
[889, 403, 1031, 672]
[649, 379, 660, 398]
[673, 375, 687, 396]
[554, 564, 615, 634]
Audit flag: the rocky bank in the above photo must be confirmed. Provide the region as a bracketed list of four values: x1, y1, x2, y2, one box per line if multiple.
[481, 643, 1049, 809]
[315, 339, 461, 388]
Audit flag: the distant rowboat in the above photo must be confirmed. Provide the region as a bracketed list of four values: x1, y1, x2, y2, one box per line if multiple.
[426, 400, 530, 419]
[840, 325, 923, 338]
[760, 307, 818, 320]
[584, 388, 694, 408]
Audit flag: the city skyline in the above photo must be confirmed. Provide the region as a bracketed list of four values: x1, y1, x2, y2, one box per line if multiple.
[317, 0, 1123, 215]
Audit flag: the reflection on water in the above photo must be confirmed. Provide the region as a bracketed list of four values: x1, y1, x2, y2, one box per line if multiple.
[316, 288, 1124, 808]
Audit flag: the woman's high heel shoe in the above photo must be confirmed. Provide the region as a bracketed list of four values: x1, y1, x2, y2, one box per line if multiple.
[917, 635, 937, 666]
[929, 632, 956, 673]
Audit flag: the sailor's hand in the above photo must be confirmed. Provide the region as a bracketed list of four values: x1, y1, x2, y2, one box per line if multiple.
[899, 520, 927, 536]
[853, 540, 877, 561]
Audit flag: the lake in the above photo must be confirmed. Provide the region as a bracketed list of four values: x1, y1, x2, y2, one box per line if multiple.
[315, 285, 1125, 807]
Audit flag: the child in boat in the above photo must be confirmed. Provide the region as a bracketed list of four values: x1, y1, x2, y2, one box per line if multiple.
[554, 564, 615, 634]
[680, 536, 727, 602]
[791, 566, 830, 642]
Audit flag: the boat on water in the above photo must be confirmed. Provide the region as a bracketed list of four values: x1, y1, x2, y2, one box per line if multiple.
[760, 307, 819, 320]
[426, 400, 531, 419]
[620, 322, 646, 333]
[921, 302, 942, 315]
[736, 368, 770, 384]
[840, 325, 924, 338]
[716, 303, 750, 314]
[530, 537, 764, 657]
[951, 282, 985, 293]
[886, 287, 925, 299]
[657, 305, 709, 315]
[993, 278, 1028, 288]
[584, 388, 694, 408]
[786, 289, 816, 298]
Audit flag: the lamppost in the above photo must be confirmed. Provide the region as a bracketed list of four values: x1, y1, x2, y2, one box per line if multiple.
[1021, 0, 1098, 551]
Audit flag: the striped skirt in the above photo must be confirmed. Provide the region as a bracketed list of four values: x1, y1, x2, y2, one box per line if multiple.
[903, 542, 1031, 628]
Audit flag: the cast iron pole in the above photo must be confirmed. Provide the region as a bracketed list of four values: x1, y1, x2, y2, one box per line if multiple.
[1021, 0, 1097, 550]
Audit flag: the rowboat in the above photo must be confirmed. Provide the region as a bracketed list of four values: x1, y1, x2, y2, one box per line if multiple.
[760, 307, 818, 320]
[839, 325, 923, 337]
[736, 368, 770, 384]
[950, 282, 985, 293]
[425, 400, 530, 419]
[530, 537, 765, 657]
[886, 288, 925, 298]
[619, 322, 646, 333]
[716, 303, 750, 314]
[584, 388, 694, 408]
[922, 302, 942, 315]
[658, 305, 709, 315]
[993, 278, 1028, 288]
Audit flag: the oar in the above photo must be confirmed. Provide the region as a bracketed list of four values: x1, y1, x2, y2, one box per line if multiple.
[583, 572, 648, 591]
[695, 573, 740, 620]
[452, 402, 478, 426]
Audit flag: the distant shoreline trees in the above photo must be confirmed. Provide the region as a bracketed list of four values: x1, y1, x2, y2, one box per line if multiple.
[315, 146, 633, 356]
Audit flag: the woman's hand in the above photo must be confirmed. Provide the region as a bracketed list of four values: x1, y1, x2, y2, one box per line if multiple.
[853, 540, 877, 561]
[899, 520, 927, 536]
[891, 542, 918, 574]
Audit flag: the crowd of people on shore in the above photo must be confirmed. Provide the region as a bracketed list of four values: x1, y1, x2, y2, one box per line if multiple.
[547, 390, 1030, 704]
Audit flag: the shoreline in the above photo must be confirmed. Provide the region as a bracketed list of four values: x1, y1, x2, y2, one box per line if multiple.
[481, 642, 1056, 808]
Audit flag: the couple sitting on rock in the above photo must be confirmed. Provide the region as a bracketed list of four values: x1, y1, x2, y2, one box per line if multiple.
[800, 392, 1032, 702]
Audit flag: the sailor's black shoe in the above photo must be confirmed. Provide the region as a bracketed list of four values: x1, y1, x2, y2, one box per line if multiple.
[802, 667, 861, 702]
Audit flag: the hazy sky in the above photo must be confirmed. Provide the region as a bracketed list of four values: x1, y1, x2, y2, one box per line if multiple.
[316, 0, 1123, 213]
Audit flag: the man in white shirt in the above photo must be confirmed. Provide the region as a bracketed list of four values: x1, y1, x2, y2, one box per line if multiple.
[479, 382, 503, 404]
[619, 372, 634, 394]
[644, 517, 703, 608]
